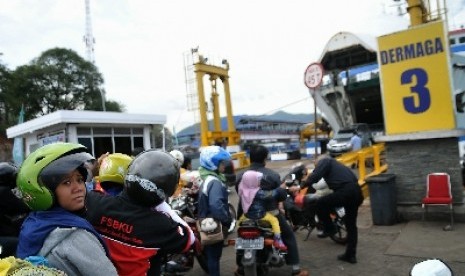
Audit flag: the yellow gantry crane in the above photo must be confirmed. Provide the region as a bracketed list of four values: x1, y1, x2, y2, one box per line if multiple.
[187, 51, 249, 169]
[400, 0, 447, 26]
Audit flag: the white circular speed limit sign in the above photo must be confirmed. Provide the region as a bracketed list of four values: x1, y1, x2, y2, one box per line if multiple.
[304, 62, 324, 89]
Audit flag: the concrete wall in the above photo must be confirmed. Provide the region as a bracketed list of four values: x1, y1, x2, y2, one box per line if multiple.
[385, 137, 465, 222]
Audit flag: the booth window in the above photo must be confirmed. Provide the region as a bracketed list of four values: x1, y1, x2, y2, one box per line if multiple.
[78, 137, 92, 152]
[76, 127, 145, 156]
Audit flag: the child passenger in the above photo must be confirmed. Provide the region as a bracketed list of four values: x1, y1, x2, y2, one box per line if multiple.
[238, 170, 287, 251]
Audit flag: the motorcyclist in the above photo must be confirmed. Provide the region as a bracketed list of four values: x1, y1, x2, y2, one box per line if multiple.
[15, 142, 117, 275]
[283, 163, 315, 229]
[94, 153, 133, 196]
[235, 144, 308, 276]
[86, 149, 195, 276]
[170, 149, 188, 198]
[291, 154, 363, 264]
[286, 165, 333, 230]
[197, 145, 233, 276]
[84, 152, 107, 191]
[237, 170, 288, 250]
[180, 169, 202, 196]
[169, 149, 184, 169]
[0, 162, 30, 258]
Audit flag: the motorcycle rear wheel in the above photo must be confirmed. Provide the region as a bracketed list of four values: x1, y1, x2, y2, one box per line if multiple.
[243, 263, 257, 276]
[329, 217, 348, 244]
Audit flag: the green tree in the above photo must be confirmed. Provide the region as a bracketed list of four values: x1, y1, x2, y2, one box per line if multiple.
[0, 59, 14, 137]
[5, 47, 124, 121]
[7, 64, 46, 122]
[99, 99, 126, 112]
[0, 60, 10, 126]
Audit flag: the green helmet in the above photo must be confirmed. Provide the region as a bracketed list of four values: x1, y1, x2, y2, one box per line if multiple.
[17, 142, 93, 211]
[99, 153, 133, 185]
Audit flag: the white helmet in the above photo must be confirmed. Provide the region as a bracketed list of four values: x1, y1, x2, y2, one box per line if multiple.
[410, 259, 452, 276]
[181, 170, 202, 187]
[169, 150, 184, 166]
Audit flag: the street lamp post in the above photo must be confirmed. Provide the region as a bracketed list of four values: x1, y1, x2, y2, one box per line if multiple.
[100, 90, 106, 111]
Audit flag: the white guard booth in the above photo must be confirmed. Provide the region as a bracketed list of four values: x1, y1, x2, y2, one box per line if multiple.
[6, 110, 166, 158]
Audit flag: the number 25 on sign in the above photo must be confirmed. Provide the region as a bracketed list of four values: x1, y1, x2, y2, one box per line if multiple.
[304, 63, 324, 89]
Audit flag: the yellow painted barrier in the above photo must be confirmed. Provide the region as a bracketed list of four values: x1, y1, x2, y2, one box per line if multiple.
[231, 151, 250, 170]
[336, 143, 387, 198]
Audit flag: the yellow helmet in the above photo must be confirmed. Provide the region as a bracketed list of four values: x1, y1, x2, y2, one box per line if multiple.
[98, 153, 133, 185]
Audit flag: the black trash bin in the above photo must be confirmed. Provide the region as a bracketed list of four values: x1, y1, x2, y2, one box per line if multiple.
[366, 174, 397, 225]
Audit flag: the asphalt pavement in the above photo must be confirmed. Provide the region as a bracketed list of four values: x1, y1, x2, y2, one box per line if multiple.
[186, 159, 465, 275]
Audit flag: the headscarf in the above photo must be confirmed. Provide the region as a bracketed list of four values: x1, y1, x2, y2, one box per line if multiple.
[238, 171, 263, 213]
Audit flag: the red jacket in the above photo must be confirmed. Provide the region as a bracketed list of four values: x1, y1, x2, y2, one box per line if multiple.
[86, 191, 192, 276]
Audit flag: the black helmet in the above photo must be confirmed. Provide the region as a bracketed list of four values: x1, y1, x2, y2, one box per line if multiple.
[124, 149, 180, 207]
[0, 162, 18, 189]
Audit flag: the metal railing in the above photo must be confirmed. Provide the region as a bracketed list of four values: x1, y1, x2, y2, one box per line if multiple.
[336, 143, 388, 198]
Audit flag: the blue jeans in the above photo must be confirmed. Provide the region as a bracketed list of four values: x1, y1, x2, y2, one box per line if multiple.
[204, 241, 223, 276]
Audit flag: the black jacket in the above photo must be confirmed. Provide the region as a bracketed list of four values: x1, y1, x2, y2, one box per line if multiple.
[235, 162, 286, 217]
[86, 191, 192, 276]
[303, 158, 358, 191]
[0, 186, 30, 236]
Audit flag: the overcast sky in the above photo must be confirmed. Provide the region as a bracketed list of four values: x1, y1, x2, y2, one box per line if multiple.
[1, 0, 465, 132]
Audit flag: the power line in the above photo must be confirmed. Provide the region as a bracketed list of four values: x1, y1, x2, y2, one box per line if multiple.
[260, 96, 312, 116]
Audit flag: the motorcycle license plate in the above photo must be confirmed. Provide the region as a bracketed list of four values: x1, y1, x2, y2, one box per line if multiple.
[235, 237, 264, 250]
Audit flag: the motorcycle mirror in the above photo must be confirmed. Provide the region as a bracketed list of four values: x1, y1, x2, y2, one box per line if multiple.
[284, 174, 297, 186]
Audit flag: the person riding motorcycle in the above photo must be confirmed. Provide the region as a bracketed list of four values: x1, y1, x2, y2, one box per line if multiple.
[235, 144, 308, 276]
[94, 153, 133, 196]
[290, 154, 363, 264]
[197, 146, 233, 276]
[15, 142, 117, 275]
[237, 170, 288, 251]
[0, 162, 30, 258]
[170, 149, 192, 198]
[288, 165, 333, 230]
[86, 149, 195, 276]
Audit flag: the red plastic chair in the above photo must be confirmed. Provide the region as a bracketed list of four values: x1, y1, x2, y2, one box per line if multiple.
[421, 173, 454, 228]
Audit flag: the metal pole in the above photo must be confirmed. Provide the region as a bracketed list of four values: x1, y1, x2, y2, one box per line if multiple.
[162, 127, 166, 151]
[100, 90, 106, 111]
[313, 89, 318, 162]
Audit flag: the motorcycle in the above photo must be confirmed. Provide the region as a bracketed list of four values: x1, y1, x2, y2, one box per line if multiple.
[161, 172, 237, 275]
[282, 163, 347, 244]
[232, 218, 287, 276]
[161, 187, 209, 275]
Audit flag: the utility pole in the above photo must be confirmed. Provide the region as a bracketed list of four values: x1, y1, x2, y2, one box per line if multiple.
[84, 0, 106, 111]
[84, 0, 95, 64]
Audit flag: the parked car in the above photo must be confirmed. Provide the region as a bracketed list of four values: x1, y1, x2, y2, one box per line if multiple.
[327, 123, 373, 156]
